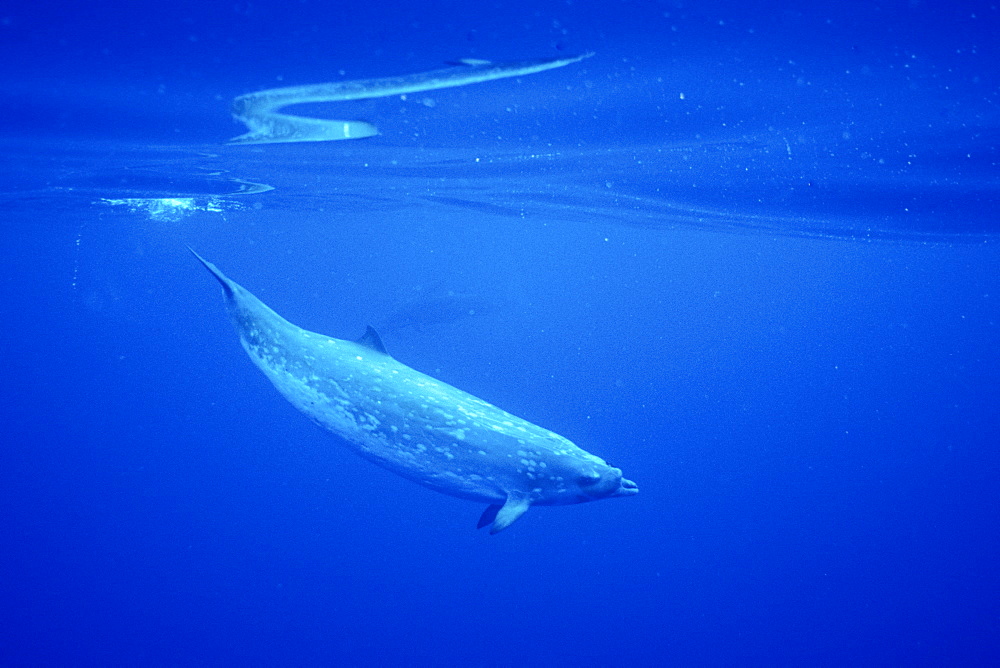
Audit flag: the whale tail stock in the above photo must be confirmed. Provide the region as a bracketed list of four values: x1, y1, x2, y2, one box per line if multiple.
[187, 246, 235, 298]
[189, 249, 391, 357]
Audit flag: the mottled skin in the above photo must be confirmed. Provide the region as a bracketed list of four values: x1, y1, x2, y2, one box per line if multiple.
[193, 251, 637, 532]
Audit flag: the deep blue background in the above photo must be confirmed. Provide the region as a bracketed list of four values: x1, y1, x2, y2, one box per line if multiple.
[2, 1, 999, 666]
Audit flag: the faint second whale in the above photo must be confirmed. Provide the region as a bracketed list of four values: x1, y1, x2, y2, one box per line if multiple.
[192, 251, 637, 533]
[379, 286, 504, 334]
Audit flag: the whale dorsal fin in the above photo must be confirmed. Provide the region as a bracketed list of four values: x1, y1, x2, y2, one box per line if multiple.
[357, 325, 389, 355]
[478, 495, 532, 534]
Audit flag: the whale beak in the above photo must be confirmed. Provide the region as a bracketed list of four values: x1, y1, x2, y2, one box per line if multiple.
[616, 478, 639, 496]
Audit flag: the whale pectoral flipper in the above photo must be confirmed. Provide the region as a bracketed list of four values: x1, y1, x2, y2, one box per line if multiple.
[487, 496, 533, 534]
[477, 504, 502, 529]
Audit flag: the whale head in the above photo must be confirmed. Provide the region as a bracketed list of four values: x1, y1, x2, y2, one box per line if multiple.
[573, 464, 640, 503]
[528, 454, 638, 508]
[480, 458, 638, 534]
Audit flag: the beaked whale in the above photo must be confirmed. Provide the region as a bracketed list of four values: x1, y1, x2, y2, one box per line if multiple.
[192, 251, 637, 533]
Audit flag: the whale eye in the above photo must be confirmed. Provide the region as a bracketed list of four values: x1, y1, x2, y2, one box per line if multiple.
[577, 473, 601, 487]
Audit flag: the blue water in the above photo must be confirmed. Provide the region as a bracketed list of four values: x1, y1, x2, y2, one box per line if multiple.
[2, 2, 998, 665]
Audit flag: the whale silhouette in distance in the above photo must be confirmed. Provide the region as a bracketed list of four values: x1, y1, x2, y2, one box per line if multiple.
[378, 284, 505, 335]
[190, 249, 638, 533]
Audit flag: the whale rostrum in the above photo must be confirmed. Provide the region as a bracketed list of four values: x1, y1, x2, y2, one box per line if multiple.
[192, 250, 637, 533]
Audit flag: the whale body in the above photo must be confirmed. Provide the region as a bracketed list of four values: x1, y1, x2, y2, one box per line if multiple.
[193, 251, 637, 533]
